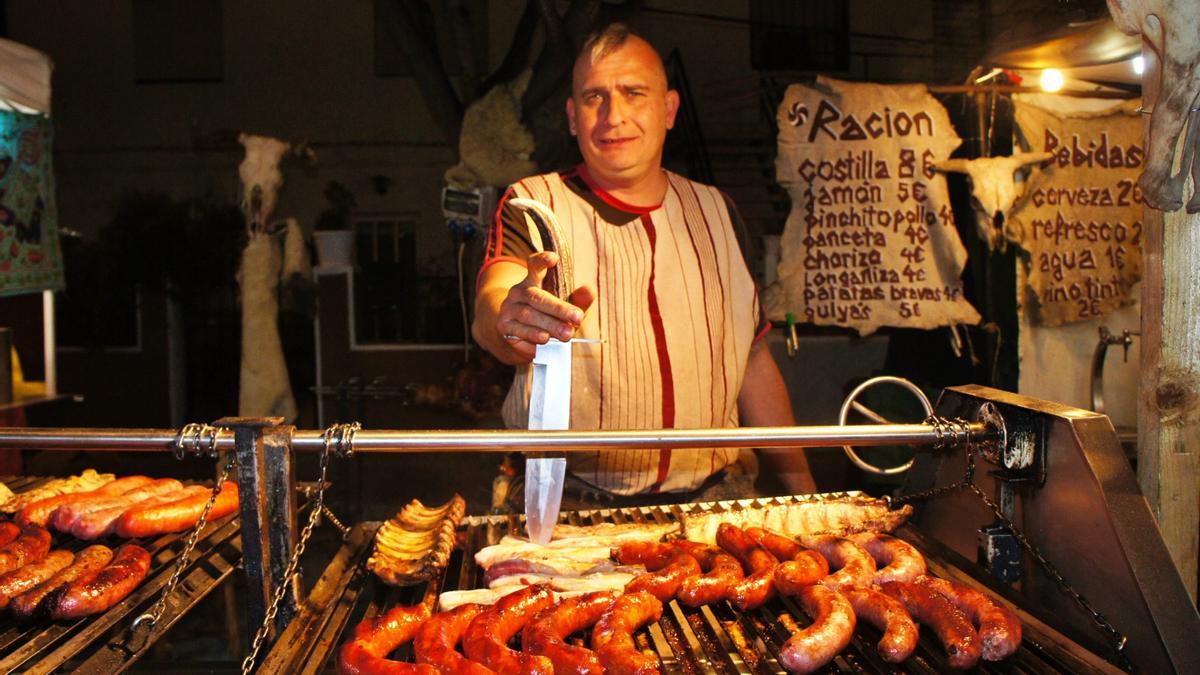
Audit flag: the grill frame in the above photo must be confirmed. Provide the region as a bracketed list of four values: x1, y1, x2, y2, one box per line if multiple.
[271, 493, 1124, 674]
[0, 474, 243, 674]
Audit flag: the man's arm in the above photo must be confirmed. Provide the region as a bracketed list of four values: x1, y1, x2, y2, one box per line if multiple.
[739, 339, 817, 494]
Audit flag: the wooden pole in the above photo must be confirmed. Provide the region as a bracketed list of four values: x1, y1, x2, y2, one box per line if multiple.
[1138, 125, 1200, 601]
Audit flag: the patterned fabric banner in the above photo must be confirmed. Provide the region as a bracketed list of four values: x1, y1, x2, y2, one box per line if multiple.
[0, 110, 63, 295]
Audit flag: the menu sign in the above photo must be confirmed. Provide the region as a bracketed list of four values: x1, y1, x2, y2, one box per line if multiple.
[765, 77, 979, 335]
[1008, 100, 1143, 326]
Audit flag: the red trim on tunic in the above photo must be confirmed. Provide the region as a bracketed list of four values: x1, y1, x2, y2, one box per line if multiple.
[640, 213, 675, 493]
[576, 164, 662, 214]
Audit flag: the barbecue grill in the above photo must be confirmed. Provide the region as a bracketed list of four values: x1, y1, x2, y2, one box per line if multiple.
[0, 383, 1196, 673]
[0, 475, 242, 673]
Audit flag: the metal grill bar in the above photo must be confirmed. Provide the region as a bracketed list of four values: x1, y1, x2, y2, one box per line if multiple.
[268, 494, 1121, 674]
[0, 422, 990, 453]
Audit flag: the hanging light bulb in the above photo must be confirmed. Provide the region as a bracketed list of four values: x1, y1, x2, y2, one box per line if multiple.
[1132, 55, 1145, 75]
[1040, 68, 1065, 92]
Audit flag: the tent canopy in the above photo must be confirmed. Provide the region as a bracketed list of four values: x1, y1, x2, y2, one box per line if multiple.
[0, 38, 52, 115]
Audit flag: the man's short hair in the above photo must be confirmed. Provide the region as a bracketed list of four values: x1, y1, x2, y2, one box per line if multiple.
[579, 23, 636, 65]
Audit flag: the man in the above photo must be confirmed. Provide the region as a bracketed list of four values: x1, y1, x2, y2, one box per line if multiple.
[473, 24, 815, 502]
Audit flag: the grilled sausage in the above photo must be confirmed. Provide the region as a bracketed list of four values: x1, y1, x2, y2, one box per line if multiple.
[10, 545, 113, 619]
[523, 591, 619, 675]
[0, 524, 51, 574]
[675, 542, 745, 607]
[48, 544, 151, 620]
[462, 585, 555, 674]
[778, 585, 856, 674]
[0, 550, 74, 609]
[16, 476, 153, 527]
[592, 590, 663, 675]
[625, 550, 702, 602]
[0, 522, 20, 548]
[800, 535, 876, 590]
[114, 482, 240, 538]
[842, 585, 919, 663]
[881, 580, 980, 669]
[745, 526, 802, 560]
[52, 478, 183, 533]
[847, 532, 927, 584]
[413, 603, 495, 674]
[716, 523, 779, 611]
[337, 603, 438, 675]
[917, 576, 1021, 661]
[613, 540, 677, 569]
[72, 486, 209, 540]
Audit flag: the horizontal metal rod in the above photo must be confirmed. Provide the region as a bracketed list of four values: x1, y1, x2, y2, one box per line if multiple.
[0, 422, 990, 453]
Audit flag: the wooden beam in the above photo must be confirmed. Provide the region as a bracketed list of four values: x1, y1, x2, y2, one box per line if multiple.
[1138, 125, 1200, 601]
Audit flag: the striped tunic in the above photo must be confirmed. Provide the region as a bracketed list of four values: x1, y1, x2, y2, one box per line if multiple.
[480, 166, 767, 495]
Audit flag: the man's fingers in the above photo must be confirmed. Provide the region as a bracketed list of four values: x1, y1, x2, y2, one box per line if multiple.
[568, 284, 596, 313]
[523, 251, 558, 287]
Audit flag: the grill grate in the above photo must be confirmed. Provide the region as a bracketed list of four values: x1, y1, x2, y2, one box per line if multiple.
[271, 493, 1125, 674]
[0, 475, 243, 674]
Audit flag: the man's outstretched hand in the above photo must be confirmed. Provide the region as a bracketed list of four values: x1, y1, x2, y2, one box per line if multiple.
[478, 251, 595, 364]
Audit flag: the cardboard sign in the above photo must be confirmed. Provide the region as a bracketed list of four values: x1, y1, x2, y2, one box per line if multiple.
[1008, 100, 1143, 326]
[765, 77, 979, 335]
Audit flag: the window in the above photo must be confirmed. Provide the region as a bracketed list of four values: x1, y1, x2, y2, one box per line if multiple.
[350, 214, 465, 345]
[751, 0, 849, 71]
[132, 0, 224, 83]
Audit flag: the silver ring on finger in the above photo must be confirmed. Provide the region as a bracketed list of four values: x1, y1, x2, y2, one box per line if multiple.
[503, 334, 521, 342]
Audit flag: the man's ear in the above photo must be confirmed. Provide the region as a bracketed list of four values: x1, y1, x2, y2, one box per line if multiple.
[665, 89, 681, 130]
[566, 97, 577, 136]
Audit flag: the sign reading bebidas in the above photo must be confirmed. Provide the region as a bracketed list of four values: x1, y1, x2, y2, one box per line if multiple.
[765, 77, 979, 335]
[1008, 100, 1143, 326]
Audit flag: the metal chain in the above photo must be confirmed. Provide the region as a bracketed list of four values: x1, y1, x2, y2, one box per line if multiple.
[888, 432, 1131, 668]
[966, 483, 1131, 669]
[130, 448, 236, 644]
[240, 423, 354, 673]
[320, 504, 351, 540]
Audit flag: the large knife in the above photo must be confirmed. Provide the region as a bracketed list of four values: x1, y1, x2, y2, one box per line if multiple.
[506, 198, 577, 545]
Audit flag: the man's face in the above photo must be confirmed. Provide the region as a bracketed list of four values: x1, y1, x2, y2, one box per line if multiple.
[567, 39, 680, 191]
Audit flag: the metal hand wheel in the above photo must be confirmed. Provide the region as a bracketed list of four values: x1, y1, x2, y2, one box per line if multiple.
[838, 376, 932, 475]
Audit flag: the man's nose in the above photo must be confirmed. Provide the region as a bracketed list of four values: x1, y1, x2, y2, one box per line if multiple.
[603, 96, 628, 125]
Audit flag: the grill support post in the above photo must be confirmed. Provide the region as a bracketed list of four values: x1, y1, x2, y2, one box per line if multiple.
[219, 417, 300, 654]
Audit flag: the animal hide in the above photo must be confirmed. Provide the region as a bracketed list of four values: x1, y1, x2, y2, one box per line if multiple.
[936, 152, 1051, 251]
[236, 134, 297, 421]
[1108, 0, 1200, 212]
[445, 69, 537, 189]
